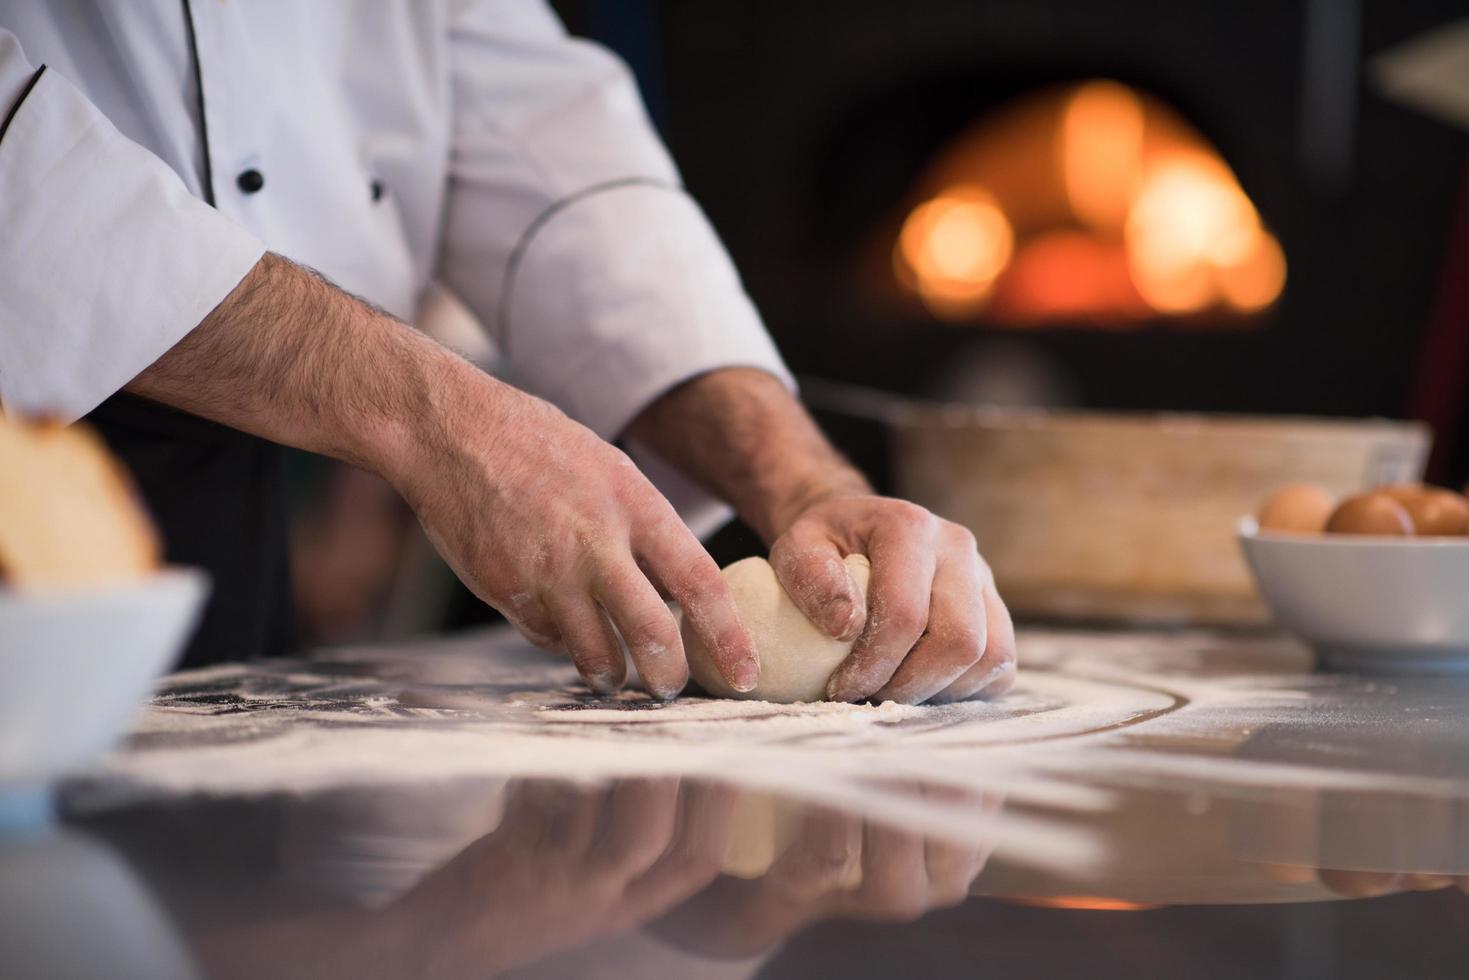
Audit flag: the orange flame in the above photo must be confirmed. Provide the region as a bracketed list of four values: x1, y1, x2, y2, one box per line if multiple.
[1062, 81, 1146, 231]
[893, 80, 1285, 324]
[895, 186, 1015, 318]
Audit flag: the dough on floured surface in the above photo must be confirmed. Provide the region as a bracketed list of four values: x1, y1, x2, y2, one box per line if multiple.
[720, 791, 863, 886]
[682, 554, 871, 703]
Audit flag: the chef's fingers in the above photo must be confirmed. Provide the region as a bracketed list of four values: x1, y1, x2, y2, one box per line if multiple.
[497, 780, 604, 856]
[850, 822, 930, 922]
[931, 584, 1018, 703]
[499, 591, 562, 651]
[827, 517, 939, 702]
[1316, 868, 1402, 898]
[770, 522, 865, 641]
[1401, 873, 1456, 891]
[872, 545, 987, 704]
[588, 778, 681, 881]
[593, 561, 688, 700]
[922, 783, 1004, 902]
[543, 592, 627, 695]
[636, 521, 760, 693]
[767, 805, 863, 900]
[626, 780, 736, 913]
[923, 835, 989, 908]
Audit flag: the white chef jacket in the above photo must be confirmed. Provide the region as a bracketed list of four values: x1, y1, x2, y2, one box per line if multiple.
[0, 1, 790, 532]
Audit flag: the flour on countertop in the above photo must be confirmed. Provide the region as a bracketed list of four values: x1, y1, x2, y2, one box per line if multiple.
[66, 626, 1469, 878]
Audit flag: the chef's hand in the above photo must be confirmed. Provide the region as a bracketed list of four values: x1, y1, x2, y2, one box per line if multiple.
[1315, 869, 1464, 898]
[629, 367, 1017, 706]
[771, 494, 1016, 704]
[127, 253, 757, 700]
[397, 382, 760, 700]
[396, 778, 735, 976]
[652, 787, 999, 959]
[187, 778, 736, 980]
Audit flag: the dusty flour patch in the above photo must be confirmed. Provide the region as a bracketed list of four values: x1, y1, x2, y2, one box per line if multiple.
[524, 693, 925, 724]
[68, 625, 1469, 868]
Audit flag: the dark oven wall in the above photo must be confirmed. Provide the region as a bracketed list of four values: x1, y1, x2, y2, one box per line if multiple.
[554, 0, 1469, 495]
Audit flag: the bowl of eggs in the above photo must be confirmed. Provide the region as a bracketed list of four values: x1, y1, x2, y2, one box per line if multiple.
[1239, 482, 1469, 674]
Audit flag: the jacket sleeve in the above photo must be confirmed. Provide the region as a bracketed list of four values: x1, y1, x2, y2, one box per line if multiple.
[438, 2, 795, 534]
[437, 1, 793, 432]
[0, 30, 265, 422]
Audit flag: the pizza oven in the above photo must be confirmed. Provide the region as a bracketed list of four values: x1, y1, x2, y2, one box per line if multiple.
[571, 0, 1468, 484]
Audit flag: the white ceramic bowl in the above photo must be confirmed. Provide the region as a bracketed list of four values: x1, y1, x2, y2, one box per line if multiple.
[1238, 519, 1469, 673]
[0, 569, 208, 792]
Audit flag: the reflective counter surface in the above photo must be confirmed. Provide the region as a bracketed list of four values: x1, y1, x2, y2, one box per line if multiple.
[5, 627, 1469, 978]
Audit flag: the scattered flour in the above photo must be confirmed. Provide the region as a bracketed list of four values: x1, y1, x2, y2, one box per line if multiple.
[65, 625, 1469, 879]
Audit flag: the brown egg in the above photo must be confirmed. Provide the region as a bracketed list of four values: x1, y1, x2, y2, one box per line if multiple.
[1399, 488, 1469, 535]
[1325, 492, 1414, 536]
[1378, 483, 1431, 505]
[1257, 483, 1335, 533]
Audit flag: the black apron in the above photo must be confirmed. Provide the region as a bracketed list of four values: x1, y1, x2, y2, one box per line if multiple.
[87, 393, 294, 668]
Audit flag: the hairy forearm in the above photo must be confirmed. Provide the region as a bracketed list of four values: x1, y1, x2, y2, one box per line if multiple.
[627, 368, 870, 543]
[127, 252, 484, 484]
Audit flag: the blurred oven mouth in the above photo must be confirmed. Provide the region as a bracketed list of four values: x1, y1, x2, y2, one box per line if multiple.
[879, 79, 1286, 329]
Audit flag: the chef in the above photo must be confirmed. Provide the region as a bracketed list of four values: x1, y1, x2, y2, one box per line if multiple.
[0, 2, 1015, 704]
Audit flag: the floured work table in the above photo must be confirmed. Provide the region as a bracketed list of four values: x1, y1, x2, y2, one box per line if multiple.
[5, 626, 1468, 978]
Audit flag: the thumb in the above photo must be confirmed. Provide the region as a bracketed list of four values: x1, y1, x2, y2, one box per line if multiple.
[770, 524, 867, 642]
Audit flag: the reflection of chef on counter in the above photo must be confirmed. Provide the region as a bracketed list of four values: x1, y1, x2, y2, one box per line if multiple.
[0, 3, 1014, 705]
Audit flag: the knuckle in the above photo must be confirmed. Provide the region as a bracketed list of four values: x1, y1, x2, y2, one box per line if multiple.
[878, 602, 927, 642]
[625, 611, 679, 649]
[934, 646, 981, 678]
[809, 551, 848, 585]
[892, 500, 936, 533]
[887, 507, 923, 534]
[792, 554, 847, 602]
[683, 550, 724, 587]
[672, 556, 725, 605]
[980, 625, 1016, 665]
[944, 522, 979, 552]
[948, 621, 987, 657]
[768, 543, 802, 583]
[678, 851, 723, 884]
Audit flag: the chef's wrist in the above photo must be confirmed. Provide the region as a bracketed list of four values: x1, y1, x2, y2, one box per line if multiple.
[626, 366, 872, 543]
[361, 344, 505, 504]
[756, 469, 870, 544]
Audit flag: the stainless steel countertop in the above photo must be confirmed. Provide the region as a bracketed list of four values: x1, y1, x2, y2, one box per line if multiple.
[5, 626, 1468, 978]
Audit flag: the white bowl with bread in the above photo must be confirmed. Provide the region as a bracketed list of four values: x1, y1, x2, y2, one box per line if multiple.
[1239, 482, 1469, 674]
[0, 417, 207, 800]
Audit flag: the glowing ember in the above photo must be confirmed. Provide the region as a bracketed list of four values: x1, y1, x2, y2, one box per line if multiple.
[1062, 80, 1146, 231]
[1216, 229, 1288, 312]
[1124, 154, 1283, 315]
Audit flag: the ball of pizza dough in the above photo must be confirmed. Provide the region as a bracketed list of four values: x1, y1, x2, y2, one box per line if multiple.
[681, 554, 871, 703]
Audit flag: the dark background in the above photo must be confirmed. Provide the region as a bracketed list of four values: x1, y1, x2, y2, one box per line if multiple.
[553, 0, 1469, 486]
[393, 0, 1469, 632]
